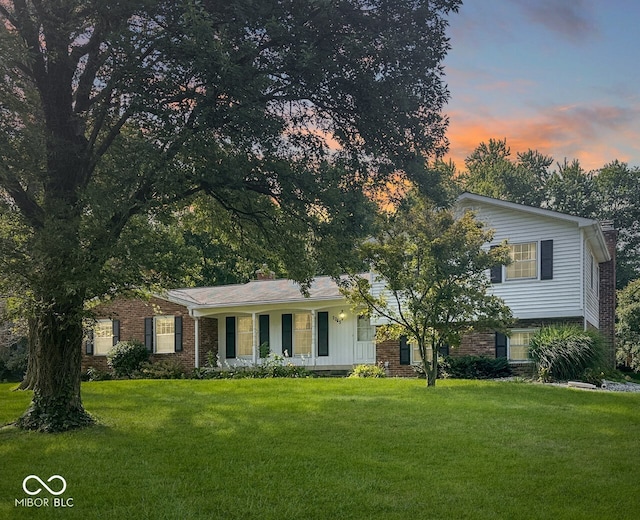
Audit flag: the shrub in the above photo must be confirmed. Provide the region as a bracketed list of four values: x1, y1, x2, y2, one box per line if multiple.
[528, 325, 606, 382]
[85, 366, 113, 381]
[0, 338, 28, 381]
[439, 356, 512, 379]
[107, 340, 149, 378]
[137, 360, 185, 379]
[349, 364, 386, 378]
[195, 354, 313, 379]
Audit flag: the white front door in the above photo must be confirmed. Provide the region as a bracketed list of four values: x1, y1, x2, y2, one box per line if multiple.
[354, 316, 375, 363]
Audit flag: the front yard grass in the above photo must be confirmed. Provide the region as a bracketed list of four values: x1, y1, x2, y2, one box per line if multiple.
[1, 378, 639, 519]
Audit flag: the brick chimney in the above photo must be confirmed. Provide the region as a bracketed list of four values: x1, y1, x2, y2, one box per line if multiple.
[255, 266, 276, 281]
[598, 221, 617, 367]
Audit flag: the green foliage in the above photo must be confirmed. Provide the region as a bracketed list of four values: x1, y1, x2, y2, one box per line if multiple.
[137, 360, 186, 379]
[349, 364, 386, 378]
[439, 355, 512, 380]
[616, 278, 640, 372]
[194, 354, 312, 379]
[462, 138, 552, 206]
[0, 338, 27, 381]
[259, 342, 271, 359]
[528, 325, 606, 382]
[106, 341, 150, 378]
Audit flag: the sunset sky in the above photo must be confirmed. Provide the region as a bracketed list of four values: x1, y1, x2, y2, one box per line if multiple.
[443, 0, 640, 172]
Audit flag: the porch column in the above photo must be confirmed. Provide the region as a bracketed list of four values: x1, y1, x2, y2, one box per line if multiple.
[252, 312, 258, 364]
[311, 309, 316, 366]
[194, 317, 200, 368]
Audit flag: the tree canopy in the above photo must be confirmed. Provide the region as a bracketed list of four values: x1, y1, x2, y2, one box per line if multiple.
[0, 0, 462, 430]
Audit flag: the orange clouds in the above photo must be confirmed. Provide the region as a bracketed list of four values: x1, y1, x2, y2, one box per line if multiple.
[444, 102, 639, 171]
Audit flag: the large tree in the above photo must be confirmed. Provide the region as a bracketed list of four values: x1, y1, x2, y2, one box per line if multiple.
[0, 0, 461, 431]
[343, 194, 512, 386]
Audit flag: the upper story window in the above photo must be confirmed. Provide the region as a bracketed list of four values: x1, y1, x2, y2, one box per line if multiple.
[506, 242, 537, 280]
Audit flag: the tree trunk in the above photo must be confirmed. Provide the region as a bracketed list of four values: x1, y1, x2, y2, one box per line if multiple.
[426, 342, 438, 387]
[17, 300, 93, 432]
[17, 198, 94, 432]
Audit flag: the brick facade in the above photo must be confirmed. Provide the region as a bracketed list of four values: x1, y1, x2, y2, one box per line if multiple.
[599, 225, 617, 367]
[82, 296, 218, 373]
[376, 339, 416, 377]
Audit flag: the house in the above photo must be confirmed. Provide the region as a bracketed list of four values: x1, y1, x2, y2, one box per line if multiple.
[82, 273, 376, 375]
[82, 193, 616, 376]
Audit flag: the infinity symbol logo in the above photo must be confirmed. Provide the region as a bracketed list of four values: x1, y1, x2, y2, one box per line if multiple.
[22, 475, 67, 496]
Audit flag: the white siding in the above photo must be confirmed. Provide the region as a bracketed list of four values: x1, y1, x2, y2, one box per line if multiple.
[461, 201, 585, 319]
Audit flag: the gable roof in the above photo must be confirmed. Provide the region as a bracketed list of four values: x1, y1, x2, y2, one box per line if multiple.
[163, 276, 346, 313]
[456, 192, 611, 262]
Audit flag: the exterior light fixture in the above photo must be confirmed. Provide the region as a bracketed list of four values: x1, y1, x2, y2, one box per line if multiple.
[333, 310, 346, 324]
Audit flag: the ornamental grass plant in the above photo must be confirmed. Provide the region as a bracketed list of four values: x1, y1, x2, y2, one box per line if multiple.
[528, 324, 606, 382]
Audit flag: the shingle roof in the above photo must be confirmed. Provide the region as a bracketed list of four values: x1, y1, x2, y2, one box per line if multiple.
[163, 276, 346, 310]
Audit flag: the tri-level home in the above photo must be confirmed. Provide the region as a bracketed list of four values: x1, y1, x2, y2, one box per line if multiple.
[82, 193, 616, 376]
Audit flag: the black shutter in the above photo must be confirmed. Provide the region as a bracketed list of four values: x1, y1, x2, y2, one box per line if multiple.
[225, 317, 236, 358]
[144, 317, 154, 352]
[399, 336, 410, 365]
[85, 329, 94, 355]
[259, 315, 270, 350]
[282, 314, 293, 356]
[490, 245, 503, 283]
[174, 316, 183, 352]
[112, 320, 120, 346]
[317, 312, 329, 357]
[540, 239, 553, 280]
[438, 343, 450, 357]
[495, 332, 508, 358]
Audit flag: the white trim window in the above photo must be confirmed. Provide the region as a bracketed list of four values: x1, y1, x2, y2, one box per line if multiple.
[237, 316, 254, 357]
[155, 316, 175, 354]
[94, 319, 114, 356]
[506, 242, 537, 280]
[509, 330, 536, 361]
[294, 313, 312, 356]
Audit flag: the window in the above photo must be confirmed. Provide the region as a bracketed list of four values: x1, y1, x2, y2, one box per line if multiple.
[294, 313, 312, 356]
[237, 316, 253, 357]
[506, 242, 537, 280]
[155, 316, 175, 354]
[357, 316, 375, 342]
[509, 330, 536, 361]
[94, 319, 114, 356]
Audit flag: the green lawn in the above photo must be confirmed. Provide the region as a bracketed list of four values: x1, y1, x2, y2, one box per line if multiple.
[1, 378, 639, 519]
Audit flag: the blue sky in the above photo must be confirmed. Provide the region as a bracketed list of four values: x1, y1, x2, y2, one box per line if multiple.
[443, 0, 640, 171]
